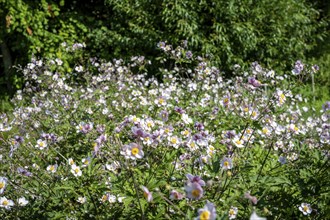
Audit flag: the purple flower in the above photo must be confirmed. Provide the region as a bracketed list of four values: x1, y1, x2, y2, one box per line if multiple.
[312, 64, 319, 73]
[248, 77, 262, 87]
[194, 122, 204, 131]
[174, 106, 185, 114]
[221, 157, 233, 170]
[131, 126, 148, 139]
[278, 156, 287, 165]
[225, 130, 236, 139]
[17, 167, 32, 177]
[14, 136, 24, 144]
[186, 174, 205, 186]
[185, 182, 203, 200]
[159, 110, 169, 122]
[322, 101, 330, 112]
[292, 60, 304, 75]
[96, 124, 106, 133]
[186, 51, 193, 59]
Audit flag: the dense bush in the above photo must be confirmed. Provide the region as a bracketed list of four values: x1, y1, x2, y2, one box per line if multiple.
[0, 43, 329, 219]
[0, 0, 328, 95]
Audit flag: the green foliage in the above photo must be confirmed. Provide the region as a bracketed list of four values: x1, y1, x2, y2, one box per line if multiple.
[103, 0, 327, 72]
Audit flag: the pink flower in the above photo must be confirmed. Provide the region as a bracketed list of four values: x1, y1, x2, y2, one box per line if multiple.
[169, 190, 184, 200]
[244, 192, 258, 205]
[141, 186, 152, 202]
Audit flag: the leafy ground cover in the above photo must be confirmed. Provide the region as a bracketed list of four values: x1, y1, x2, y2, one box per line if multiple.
[0, 42, 329, 219]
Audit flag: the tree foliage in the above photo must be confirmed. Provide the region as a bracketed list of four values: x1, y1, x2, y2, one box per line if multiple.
[104, 0, 327, 71]
[0, 0, 328, 99]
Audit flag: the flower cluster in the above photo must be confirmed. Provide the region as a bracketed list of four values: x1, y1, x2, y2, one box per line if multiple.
[0, 42, 328, 219]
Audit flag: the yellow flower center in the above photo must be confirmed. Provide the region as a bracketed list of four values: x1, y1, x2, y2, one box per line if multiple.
[101, 195, 108, 202]
[279, 94, 286, 104]
[224, 161, 229, 167]
[2, 200, 8, 206]
[200, 210, 210, 220]
[143, 192, 149, 199]
[244, 107, 249, 112]
[262, 128, 268, 134]
[131, 147, 139, 156]
[50, 166, 55, 171]
[224, 98, 229, 104]
[39, 142, 44, 147]
[183, 130, 189, 136]
[0, 182, 4, 189]
[192, 189, 200, 198]
[171, 137, 177, 144]
[236, 140, 242, 145]
[75, 168, 80, 174]
[251, 111, 257, 117]
[303, 206, 308, 212]
[229, 209, 235, 215]
[159, 98, 164, 104]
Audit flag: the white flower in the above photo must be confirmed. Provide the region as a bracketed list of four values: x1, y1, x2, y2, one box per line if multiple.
[18, 197, 29, 206]
[35, 139, 47, 150]
[182, 113, 193, 124]
[71, 164, 82, 177]
[250, 210, 266, 220]
[233, 137, 244, 148]
[120, 143, 144, 160]
[0, 197, 14, 210]
[167, 136, 181, 149]
[81, 157, 91, 168]
[75, 65, 84, 72]
[117, 195, 125, 203]
[299, 203, 312, 215]
[105, 161, 121, 173]
[0, 177, 8, 194]
[46, 164, 58, 173]
[228, 206, 238, 219]
[77, 197, 86, 204]
[108, 195, 116, 203]
[68, 158, 75, 166]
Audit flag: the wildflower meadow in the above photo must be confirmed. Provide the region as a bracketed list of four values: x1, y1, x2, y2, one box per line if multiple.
[0, 42, 329, 219]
